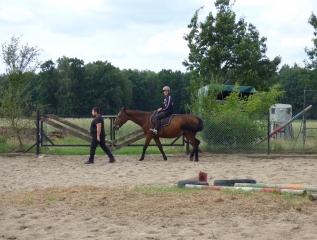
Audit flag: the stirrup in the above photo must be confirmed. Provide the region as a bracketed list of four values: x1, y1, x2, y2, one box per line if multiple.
[150, 128, 158, 134]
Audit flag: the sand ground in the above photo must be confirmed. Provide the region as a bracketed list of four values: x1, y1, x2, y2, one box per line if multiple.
[1, 153, 317, 240]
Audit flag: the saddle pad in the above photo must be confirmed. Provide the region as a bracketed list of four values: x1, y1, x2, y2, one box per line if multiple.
[150, 111, 176, 127]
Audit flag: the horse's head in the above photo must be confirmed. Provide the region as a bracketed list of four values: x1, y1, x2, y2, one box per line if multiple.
[113, 107, 128, 131]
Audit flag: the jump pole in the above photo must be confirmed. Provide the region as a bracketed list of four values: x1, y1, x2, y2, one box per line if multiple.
[185, 184, 307, 196]
[235, 183, 317, 192]
[255, 105, 313, 145]
[309, 194, 317, 201]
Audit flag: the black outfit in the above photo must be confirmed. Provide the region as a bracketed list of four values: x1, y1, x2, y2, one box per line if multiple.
[155, 95, 174, 129]
[88, 115, 114, 163]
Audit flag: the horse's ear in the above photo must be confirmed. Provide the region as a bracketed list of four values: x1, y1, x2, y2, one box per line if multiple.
[121, 106, 126, 112]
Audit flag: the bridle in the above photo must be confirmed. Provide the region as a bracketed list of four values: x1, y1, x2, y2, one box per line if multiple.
[114, 113, 125, 128]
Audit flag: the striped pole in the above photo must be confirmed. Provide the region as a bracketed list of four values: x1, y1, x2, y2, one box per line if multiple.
[309, 194, 317, 201]
[185, 184, 307, 196]
[255, 105, 312, 145]
[234, 183, 317, 192]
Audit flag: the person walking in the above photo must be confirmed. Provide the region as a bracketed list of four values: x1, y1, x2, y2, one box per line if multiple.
[150, 86, 174, 134]
[85, 107, 116, 164]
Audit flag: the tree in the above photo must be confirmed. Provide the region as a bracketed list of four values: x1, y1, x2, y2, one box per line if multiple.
[82, 61, 132, 114]
[54, 56, 85, 115]
[304, 12, 317, 89]
[183, 0, 281, 91]
[269, 64, 307, 113]
[36, 60, 59, 113]
[1, 36, 42, 73]
[0, 36, 42, 148]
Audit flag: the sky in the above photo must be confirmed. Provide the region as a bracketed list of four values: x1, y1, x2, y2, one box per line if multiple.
[0, 0, 316, 74]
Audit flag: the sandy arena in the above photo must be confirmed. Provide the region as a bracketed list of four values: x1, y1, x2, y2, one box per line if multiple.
[1, 153, 317, 240]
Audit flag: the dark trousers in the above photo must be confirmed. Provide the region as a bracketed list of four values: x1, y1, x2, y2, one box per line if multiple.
[89, 134, 113, 161]
[155, 112, 166, 129]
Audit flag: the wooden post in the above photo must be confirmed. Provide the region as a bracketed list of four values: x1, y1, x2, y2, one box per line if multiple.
[267, 109, 270, 155]
[36, 109, 40, 155]
[309, 194, 317, 201]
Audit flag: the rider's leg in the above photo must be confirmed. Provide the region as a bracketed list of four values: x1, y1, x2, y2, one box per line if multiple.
[151, 112, 166, 134]
[155, 112, 166, 129]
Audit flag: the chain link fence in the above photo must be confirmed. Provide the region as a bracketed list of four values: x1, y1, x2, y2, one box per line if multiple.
[198, 92, 317, 154]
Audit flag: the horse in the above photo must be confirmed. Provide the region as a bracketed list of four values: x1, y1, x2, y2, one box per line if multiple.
[113, 107, 203, 161]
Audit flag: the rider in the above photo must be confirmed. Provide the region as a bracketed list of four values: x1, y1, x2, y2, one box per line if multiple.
[150, 86, 174, 134]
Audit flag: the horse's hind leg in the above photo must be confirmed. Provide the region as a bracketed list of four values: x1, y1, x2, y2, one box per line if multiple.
[194, 137, 201, 162]
[153, 137, 167, 161]
[184, 132, 199, 162]
[139, 135, 152, 161]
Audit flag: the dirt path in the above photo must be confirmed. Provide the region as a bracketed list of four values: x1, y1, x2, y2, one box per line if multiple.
[1, 153, 317, 240]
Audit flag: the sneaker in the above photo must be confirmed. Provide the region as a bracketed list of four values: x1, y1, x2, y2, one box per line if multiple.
[150, 128, 158, 134]
[109, 157, 116, 163]
[84, 160, 94, 164]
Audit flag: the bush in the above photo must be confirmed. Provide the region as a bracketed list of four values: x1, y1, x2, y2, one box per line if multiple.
[201, 110, 267, 147]
[188, 84, 284, 151]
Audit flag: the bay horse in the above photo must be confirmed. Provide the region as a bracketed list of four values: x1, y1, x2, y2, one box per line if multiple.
[113, 107, 203, 161]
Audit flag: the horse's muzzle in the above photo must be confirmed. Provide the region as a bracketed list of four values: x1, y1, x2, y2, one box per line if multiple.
[113, 125, 120, 131]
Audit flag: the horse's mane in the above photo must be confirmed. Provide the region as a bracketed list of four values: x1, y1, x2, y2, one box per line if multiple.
[126, 109, 153, 114]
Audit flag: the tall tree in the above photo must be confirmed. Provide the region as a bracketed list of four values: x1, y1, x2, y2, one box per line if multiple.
[0, 36, 42, 147]
[83, 61, 132, 114]
[304, 12, 317, 89]
[54, 56, 85, 115]
[270, 64, 307, 113]
[183, 0, 281, 91]
[37, 60, 59, 113]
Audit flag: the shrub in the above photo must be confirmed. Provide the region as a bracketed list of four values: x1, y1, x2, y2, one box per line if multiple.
[201, 110, 267, 146]
[189, 84, 284, 150]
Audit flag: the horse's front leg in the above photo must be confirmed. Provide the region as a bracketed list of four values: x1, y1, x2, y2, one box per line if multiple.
[139, 134, 152, 161]
[153, 137, 167, 161]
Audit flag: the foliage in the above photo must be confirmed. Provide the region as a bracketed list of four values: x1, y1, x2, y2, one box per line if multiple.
[183, 0, 281, 91]
[268, 64, 308, 113]
[0, 72, 36, 147]
[0, 36, 41, 147]
[191, 84, 284, 147]
[304, 12, 317, 89]
[33, 59, 190, 115]
[1, 36, 42, 73]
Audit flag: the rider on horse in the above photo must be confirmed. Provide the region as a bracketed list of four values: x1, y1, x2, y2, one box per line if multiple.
[150, 86, 174, 134]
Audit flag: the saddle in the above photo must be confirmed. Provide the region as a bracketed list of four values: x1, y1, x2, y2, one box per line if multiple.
[150, 111, 176, 127]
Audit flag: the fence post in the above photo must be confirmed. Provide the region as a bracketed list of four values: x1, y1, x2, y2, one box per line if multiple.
[267, 109, 270, 155]
[110, 117, 113, 140]
[36, 109, 40, 155]
[303, 90, 306, 148]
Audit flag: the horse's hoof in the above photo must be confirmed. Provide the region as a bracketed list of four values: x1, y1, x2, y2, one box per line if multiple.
[139, 158, 144, 161]
[190, 157, 194, 161]
[164, 158, 167, 161]
[194, 159, 199, 162]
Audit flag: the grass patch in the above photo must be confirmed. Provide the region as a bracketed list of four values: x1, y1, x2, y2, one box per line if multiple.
[21, 195, 34, 205]
[1, 185, 313, 220]
[133, 185, 203, 195]
[39, 145, 185, 156]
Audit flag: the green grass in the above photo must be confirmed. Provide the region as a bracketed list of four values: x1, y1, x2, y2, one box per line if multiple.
[37, 118, 186, 155]
[2, 117, 317, 154]
[40, 145, 185, 156]
[133, 185, 203, 195]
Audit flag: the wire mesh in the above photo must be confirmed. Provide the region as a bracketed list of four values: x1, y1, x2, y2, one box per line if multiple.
[198, 113, 269, 153]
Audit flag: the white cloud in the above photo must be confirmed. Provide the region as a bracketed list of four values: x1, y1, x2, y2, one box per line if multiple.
[0, 0, 317, 73]
[0, 4, 34, 24]
[137, 28, 188, 56]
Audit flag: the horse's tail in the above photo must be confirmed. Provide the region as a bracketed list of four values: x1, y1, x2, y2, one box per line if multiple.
[181, 117, 204, 132]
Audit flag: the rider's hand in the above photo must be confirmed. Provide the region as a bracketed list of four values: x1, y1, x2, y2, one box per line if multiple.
[157, 108, 162, 112]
